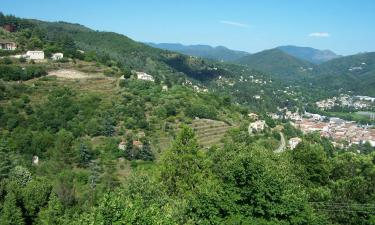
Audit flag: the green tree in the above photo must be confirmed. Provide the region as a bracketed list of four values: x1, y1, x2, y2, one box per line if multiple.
[160, 126, 204, 195]
[36, 194, 65, 225]
[291, 141, 331, 186]
[10, 166, 32, 187]
[0, 193, 24, 225]
[138, 141, 155, 161]
[22, 178, 52, 222]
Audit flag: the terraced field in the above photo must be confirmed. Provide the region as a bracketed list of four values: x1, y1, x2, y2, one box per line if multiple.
[191, 119, 233, 148]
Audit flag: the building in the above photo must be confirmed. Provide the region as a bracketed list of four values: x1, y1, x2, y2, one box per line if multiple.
[26, 51, 45, 60]
[51, 52, 63, 60]
[118, 141, 126, 151]
[288, 137, 302, 150]
[2, 24, 16, 32]
[248, 113, 259, 120]
[249, 120, 267, 133]
[136, 72, 154, 82]
[0, 40, 16, 50]
[133, 140, 143, 149]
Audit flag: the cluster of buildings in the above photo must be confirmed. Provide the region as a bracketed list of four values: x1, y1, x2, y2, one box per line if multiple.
[0, 40, 64, 61]
[268, 108, 302, 121]
[293, 114, 375, 147]
[316, 94, 374, 110]
[249, 120, 267, 133]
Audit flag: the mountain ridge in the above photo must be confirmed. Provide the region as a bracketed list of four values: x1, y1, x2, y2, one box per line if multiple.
[277, 45, 341, 64]
[146, 42, 250, 62]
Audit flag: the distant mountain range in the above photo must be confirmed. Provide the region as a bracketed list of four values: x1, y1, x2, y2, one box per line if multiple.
[277, 45, 341, 64]
[146, 43, 250, 62]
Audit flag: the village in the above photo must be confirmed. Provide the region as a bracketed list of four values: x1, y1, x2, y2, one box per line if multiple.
[316, 94, 375, 110]
[293, 112, 375, 148]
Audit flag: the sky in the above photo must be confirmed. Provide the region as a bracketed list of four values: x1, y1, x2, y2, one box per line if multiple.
[1, 0, 375, 55]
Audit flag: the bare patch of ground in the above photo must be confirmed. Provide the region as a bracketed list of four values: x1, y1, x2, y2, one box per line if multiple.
[48, 69, 96, 79]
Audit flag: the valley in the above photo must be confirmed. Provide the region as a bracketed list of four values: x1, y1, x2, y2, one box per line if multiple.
[0, 10, 374, 225]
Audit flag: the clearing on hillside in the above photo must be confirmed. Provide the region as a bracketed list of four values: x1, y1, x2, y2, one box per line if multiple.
[48, 69, 96, 79]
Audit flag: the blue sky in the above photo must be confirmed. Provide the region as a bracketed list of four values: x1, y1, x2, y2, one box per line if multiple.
[1, 0, 374, 55]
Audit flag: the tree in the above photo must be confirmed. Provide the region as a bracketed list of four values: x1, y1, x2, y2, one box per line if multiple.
[124, 135, 135, 160]
[0, 193, 24, 225]
[160, 126, 204, 195]
[22, 178, 52, 223]
[36, 194, 65, 225]
[291, 141, 331, 186]
[138, 141, 155, 161]
[54, 129, 75, 165]
[122, 68, 132, 79]
[10, 166, 32, 187]
[78, 142, 92, 167]
[0, 140, 12, 180]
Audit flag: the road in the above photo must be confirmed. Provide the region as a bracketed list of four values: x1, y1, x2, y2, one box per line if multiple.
[274, 132, 286, 153]
[247, 122, 286, 153]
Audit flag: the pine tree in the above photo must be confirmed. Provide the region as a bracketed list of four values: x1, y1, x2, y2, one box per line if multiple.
[138, 141, 155, 161]
[36, 194, 64, 225]
[0, 141, 12, 180]
[0, 193, 25, 225]
[78, 142, 92, 167]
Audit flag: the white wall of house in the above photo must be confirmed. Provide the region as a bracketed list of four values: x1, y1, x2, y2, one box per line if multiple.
[51, 53, 63, 60]
[136, 72, 154, 82]
[26, 51, 45, 60]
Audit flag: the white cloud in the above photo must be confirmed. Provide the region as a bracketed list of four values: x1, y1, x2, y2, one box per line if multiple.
[308, 32, 330, 37]
[220, 20, 249, 28]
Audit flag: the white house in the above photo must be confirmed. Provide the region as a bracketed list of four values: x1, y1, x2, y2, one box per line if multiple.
[136, 72, 154, 82]
[288, 137, 302, 150]
[26, 51, 44, 60]
[51, 52, 63, 60]
[248, 113, 258, 120]
[118, 141, 126, 151]
[249, 120, 267, 133]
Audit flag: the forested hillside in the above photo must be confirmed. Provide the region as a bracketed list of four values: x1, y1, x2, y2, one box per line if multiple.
[236, 48, 316, 80]
[304, 52, 375, 96]
[277, 45, 340, 64]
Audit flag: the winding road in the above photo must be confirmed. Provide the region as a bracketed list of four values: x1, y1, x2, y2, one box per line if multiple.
[274, 132, 286, 153]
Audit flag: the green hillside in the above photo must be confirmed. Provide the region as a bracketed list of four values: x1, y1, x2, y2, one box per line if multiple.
[277, 45, 340, 64]
[312, 52, 375, 95]
[236, 48, 316, 80]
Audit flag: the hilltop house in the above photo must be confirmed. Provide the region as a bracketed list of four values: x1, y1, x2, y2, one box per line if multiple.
[51, 52, 63, 60]
[26, 50, 44, 60]
[248, 113, 259, 120]
[136, 72, 154, 82]
[288, 137, 302, 150]
[0, 40, 16, 50]
[249, 120, 267, 133]
[118, 141, 126, 151]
